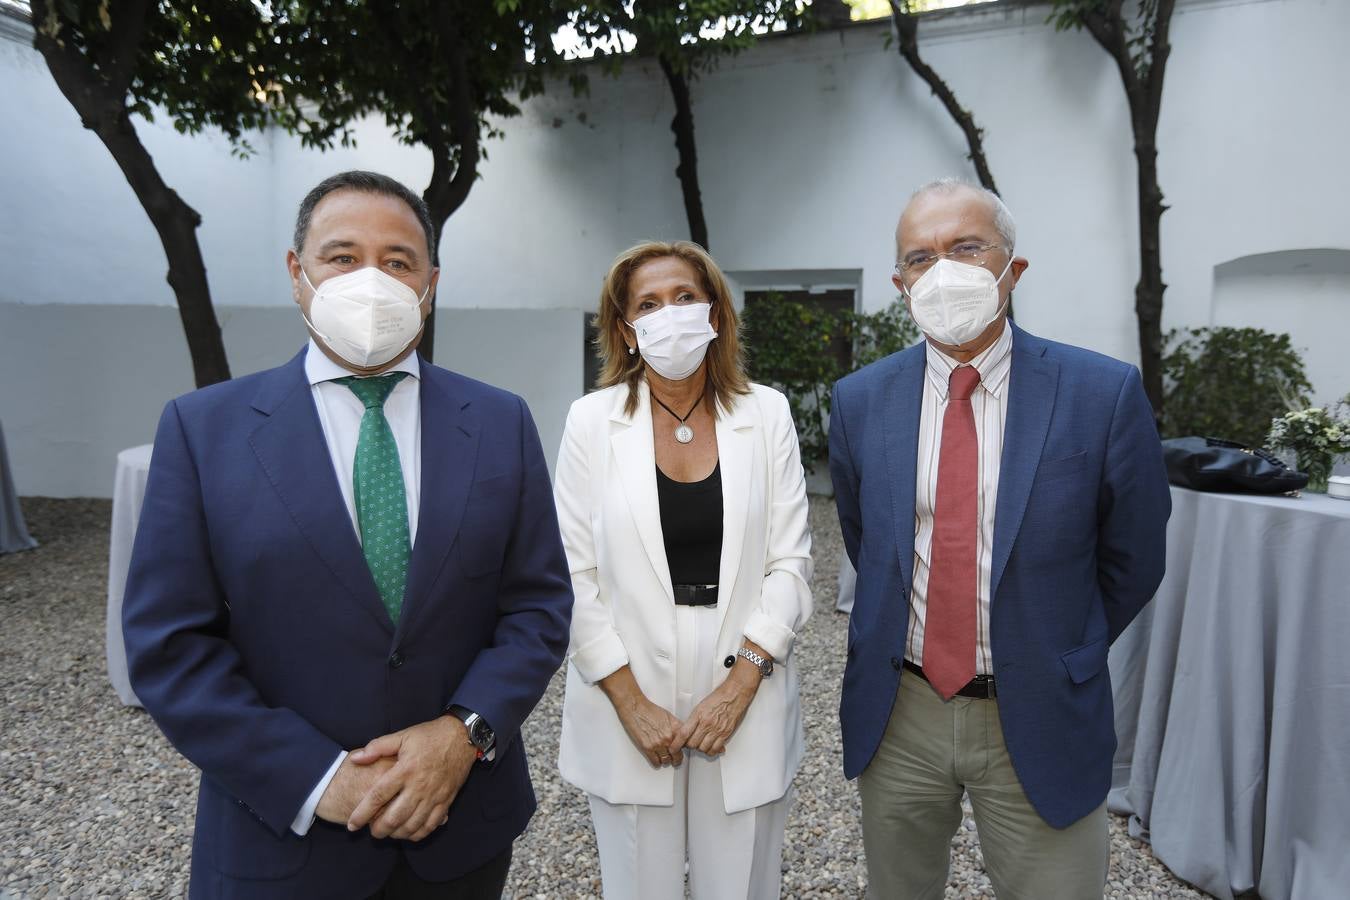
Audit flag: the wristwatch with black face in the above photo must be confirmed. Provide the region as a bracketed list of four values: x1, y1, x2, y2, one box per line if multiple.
[448, 705, 496, 762]
[737, 646, 773, 678]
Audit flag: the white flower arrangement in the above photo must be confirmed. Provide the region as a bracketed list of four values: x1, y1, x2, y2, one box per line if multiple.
[1266, 395, 1350, 491]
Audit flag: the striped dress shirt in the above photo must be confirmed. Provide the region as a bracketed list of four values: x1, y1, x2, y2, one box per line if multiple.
[908, 322, 1013, 676]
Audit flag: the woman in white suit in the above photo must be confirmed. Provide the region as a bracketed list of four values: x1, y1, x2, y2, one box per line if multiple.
[554, 241, 813, 900]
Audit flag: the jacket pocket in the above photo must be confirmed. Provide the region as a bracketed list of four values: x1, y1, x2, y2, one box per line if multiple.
[1036, 450, 1087, 483]
[1060, 636, 1107, 685]
[208, 783, 312, 880]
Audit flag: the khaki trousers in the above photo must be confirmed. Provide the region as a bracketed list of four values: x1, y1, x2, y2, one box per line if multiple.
[858, 671, 1108, 899]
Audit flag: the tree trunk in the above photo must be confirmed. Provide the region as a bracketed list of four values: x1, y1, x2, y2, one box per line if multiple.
[31, 0, 230, 388]
[889, 2, 999, 196]
[658, 55, 709, 251]
[1077, 0, 1175, 419]
[1133, 135, 1166, 414]
[414, 1, 481, 364]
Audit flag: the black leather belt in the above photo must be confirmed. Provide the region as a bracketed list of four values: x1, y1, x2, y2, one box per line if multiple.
[673, 584, 718, 606]
[903, 659, 997, 699]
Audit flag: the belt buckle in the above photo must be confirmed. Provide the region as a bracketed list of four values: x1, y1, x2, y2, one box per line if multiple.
[967, 675, 997, 699]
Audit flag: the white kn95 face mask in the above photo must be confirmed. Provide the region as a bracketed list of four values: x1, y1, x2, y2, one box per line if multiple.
[903, 257, 1013, 348]
[301, 266, 428, 369]
[628, 302, 718, 381]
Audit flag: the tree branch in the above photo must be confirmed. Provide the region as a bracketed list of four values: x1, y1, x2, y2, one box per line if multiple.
[658, 52, 709, 250]
[889, 1, 999, 195]
[101, 0, 153, 96]
[430, 0, 480, 227]
[1142, 0, 1177, 132]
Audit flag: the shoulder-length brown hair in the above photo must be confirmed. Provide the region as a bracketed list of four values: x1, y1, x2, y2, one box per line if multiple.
[594, 240, 751, 417]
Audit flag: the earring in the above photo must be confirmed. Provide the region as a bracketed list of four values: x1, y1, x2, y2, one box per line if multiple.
[627, 346, 636, 356]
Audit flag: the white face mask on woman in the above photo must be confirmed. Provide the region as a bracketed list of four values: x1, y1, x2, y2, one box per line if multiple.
[301, 266, 428, 369]
[628, 302, 718, 381]
[903, 256, 1013, 347]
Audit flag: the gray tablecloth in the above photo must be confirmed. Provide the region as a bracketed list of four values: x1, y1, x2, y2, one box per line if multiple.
[107, 444, 153, 707]
[1109, 486, 1350, 900]
[1, 420, 37, 554]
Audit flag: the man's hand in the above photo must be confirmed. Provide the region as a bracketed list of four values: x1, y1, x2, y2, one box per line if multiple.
[315, 754, 396, 825]
[673, 649, 764, 757]
[345, 716, 478, 842]
[599, 666, 684, 769]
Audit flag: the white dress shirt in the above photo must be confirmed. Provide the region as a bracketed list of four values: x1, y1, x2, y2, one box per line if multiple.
[908, 322, 1012, 677]
[291, 340, 423, 835]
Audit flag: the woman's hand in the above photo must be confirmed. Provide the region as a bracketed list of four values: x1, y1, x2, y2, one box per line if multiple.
[674, 647, 766, 757]
[599, 666, 685, 768]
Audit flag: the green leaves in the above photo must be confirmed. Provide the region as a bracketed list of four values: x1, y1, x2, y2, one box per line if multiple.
[573, 0, 809, 78]
[743, 294, 918, 468]
[1161, 326, 1313, 449]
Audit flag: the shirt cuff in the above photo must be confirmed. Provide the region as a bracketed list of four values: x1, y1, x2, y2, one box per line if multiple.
[291, 750, 347, 836]
[569, 631, 630, 685]
[743, 611, 796, 662]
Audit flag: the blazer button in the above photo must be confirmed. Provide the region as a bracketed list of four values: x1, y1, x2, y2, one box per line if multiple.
[723, 655, 735, 669]
[388, 651, 405, 669]
[890, 656, 901, 671]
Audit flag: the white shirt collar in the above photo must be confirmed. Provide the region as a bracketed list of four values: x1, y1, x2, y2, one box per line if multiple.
[304, 339, 422, 387]
[923, 320, 1014, 400]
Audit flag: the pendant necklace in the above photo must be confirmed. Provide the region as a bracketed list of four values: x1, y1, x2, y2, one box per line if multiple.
[651, 392, 702, 444]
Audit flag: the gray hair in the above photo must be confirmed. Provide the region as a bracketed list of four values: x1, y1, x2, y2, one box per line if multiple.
[293, 170, 436, 260]
[901, 177, 1017, 254]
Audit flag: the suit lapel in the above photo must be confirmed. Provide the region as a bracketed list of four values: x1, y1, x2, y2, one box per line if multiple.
[248, 350, 392, 634]
[610, 382, 674, 600]
[714, 396, 756, 633]
[883, 352, 926, 595]
[991, 325, 1059, 598]
[396, 360, 480, 642]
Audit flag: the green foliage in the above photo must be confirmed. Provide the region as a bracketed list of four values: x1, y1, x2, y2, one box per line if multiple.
[743, 294, 919, 467]
[1049, 0, 1167, 80]
[572, 0, 810, 77]
[33, 0, 311, 156]
[268, 1, 574, 154]
[1160, 327, 1312, 448]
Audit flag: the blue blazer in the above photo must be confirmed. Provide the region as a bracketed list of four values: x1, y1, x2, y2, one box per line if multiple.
[123, 349, 573, 899]
[829, 323, 1170, 829]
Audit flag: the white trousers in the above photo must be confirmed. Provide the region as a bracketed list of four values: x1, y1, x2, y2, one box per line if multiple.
[588, 606, 792, 900]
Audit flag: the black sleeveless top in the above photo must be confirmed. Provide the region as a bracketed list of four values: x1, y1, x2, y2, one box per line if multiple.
[656, 462, 723, 585]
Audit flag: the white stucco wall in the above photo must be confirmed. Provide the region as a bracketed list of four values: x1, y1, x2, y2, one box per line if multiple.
[2, 0, 1347, 496]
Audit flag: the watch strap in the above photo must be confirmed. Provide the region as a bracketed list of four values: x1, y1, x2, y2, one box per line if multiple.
[737, 646, 773, 677]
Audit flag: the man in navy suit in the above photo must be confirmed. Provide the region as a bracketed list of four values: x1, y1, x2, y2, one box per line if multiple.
[830, 179, 1170, 898]
[123, 170, 573, 899]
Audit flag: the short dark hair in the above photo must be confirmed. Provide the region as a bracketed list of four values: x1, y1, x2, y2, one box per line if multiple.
[293, 170, 436, 260]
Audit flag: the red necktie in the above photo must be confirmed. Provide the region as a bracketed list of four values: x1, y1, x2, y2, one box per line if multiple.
[923, 364, 981, 700]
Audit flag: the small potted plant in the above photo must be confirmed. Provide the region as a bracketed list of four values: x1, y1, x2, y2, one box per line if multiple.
[1265, 395, 1350, 493]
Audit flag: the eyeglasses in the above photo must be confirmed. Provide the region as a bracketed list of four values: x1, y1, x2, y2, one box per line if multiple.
[895, 241, 1007, 277]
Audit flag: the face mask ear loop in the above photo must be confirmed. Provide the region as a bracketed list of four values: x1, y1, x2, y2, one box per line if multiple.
[297, 266, 334, 345]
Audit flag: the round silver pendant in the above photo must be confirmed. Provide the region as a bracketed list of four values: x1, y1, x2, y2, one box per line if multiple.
[675, 424, 694, 444]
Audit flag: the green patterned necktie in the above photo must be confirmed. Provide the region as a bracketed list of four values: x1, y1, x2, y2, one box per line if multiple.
[335, 372, 411, 623]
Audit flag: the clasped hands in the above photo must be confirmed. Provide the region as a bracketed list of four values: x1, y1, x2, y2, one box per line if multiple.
[315, 714, 478, 842]
[601, 650, 767, 769]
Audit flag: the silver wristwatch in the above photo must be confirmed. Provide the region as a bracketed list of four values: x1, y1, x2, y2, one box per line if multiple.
[737, 646, 773, 678]
[449, 706, 497, 762]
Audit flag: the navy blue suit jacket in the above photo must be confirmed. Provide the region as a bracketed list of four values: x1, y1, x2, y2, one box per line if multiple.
[123, 349, 573, 898]
[829, 323, 1170, 828]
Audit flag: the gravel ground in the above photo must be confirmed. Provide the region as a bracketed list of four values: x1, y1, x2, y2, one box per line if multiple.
[0, 497, 1208, 899]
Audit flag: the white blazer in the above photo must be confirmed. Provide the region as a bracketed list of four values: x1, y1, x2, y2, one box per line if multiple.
[554, 380, 814, 814]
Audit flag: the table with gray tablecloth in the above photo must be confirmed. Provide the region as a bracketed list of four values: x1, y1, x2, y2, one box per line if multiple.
[107, 443, 153, 708]
[1109, 485, 1350, 900]
[1, 420, 37, 554]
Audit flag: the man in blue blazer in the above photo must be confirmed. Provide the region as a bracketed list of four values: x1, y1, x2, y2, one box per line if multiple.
[123, 171, 573, 899]
[830, 179, 1170, 898]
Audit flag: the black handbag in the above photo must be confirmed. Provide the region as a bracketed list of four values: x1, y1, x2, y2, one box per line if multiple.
[1162, 436, 1308, 494]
